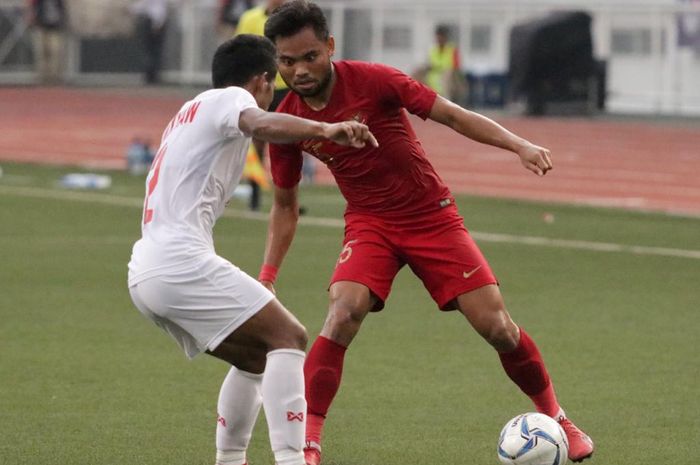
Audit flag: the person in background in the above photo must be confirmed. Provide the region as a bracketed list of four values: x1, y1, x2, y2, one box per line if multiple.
[301, 153, 316, 185]
[127, 136, 147, 175]
[26, 0, 68, 84]
[236, 0, 288, 211]
[130, 0, 169, 84]
[217, 0, 254, 43]
[415, 24, 466, 104]
[126, 136, 155, 175]
[236, 0, 289, 108]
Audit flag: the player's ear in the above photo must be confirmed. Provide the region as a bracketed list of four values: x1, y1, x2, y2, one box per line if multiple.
[261, 72, 276, 92]
[327, 35, 335, 57]
[253, 73, 266, 93]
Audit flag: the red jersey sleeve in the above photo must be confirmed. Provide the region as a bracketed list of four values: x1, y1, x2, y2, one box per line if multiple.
[369, 62, 438, 120]
[269, 142, 303, 189]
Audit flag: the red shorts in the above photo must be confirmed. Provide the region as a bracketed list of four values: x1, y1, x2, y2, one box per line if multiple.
[330, 204, 497, 311]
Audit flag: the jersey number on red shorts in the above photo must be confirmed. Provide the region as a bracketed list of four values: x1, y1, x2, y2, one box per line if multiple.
[143, 144, 168, 225]
[337, 240, 357, 265]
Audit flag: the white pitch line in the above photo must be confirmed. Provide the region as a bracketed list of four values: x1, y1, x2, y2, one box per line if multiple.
[469, 232, 700, 260]
[2, 184, 700, 260]
[0, 184, 143, 208]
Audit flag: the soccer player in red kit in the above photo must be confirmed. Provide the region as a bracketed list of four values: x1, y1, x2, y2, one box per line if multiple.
[259, 1, 594, 463]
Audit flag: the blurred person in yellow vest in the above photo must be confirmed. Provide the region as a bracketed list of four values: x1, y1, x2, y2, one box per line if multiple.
[415, 24, 467, 104]
[243, 145, 270, 190]
[236, 0, 289, 107]
[236, 0, 288, 211]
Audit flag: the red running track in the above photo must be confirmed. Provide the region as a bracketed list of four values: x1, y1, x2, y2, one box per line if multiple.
[1, 87, 698, 216]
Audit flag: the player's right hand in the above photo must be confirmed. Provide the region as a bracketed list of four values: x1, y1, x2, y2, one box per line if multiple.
[324, 121, 379, 149]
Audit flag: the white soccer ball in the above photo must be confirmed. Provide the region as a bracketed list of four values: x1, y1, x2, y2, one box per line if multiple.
[497, 413, 569, 465]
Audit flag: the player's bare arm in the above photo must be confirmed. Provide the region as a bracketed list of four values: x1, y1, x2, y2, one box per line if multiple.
[428, 95, 553, 176]
[259, 185, 300, 292]
[239, 107, 377, 148]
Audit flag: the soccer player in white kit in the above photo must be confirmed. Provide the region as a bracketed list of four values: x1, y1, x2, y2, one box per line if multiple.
[127, 34, 377, 465]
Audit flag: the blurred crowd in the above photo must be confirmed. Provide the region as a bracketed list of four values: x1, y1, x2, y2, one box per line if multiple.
[25, 0, 68, 84]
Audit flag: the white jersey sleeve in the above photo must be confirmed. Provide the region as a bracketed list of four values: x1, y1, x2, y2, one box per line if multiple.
[217, 88, 257, 139]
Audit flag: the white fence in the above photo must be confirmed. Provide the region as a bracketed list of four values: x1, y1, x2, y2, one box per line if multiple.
[2, 0, 700, 115]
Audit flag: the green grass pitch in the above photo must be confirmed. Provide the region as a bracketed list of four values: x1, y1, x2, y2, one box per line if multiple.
[1, 162, 698, 464]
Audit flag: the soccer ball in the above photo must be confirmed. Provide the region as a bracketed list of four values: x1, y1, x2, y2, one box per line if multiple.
[497, 413, 569, 465]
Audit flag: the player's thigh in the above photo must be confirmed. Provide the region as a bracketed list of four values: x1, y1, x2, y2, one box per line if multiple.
[222, 297, 307, 351]
[330, 217, 403, 311]
[403, 211, 497, 310]
[210, 297, 307, 371]
[130, 256, 276, 359]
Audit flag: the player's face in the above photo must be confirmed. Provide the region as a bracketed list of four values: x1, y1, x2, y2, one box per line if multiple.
[275, 27, 334, 98]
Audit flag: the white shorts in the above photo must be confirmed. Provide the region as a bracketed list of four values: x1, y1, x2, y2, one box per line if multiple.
[128, 254, 274, 359]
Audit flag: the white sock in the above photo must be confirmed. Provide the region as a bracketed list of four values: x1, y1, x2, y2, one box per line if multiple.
[262, 349, 306, 465]
[215, 367, 263, 465]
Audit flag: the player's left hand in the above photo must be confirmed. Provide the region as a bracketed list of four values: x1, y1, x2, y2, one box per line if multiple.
[518, 143, 553, 176]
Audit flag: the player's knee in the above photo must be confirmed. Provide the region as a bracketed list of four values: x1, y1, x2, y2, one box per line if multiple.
[327, 300, 365, 330]
[245, 351, 268, 374]
[331, 288, 372, 317]
[229, 346, 268, 374]
[291, 321, 308, 351]
[321, 303, 366, 346]
[273, 320, 308, 352]
[485, 317, 519, 352]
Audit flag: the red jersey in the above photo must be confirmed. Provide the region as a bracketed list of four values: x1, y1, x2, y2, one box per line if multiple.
[270, 60, 453, 217]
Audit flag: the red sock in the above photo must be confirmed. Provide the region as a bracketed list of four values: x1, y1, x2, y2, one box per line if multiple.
[498, 328, 561, 417]
[304, 336, 347, 444]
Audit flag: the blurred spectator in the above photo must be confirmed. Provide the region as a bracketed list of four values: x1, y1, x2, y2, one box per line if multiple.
[26, 0, 68, 84]
[301, 153, 316, 185]
[126, 136, 155, 175]
[414, 24, 467, 104]
[677, 0, 700, 54]
[236, 0, 289, 108]
[130, 0, 169, 84]
[236, 0, 288, 211]
[217, 0, 254, 42]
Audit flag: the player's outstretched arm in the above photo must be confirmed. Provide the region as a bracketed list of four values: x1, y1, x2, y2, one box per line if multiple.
[239, 107, 377, 148]
[428, 96, 553, 176]
[258, 185, 300, 293]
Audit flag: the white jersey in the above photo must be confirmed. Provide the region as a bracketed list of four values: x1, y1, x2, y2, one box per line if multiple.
[128, 87, 258, 286]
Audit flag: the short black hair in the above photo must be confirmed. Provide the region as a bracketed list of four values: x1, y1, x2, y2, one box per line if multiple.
[435, 24, 450, 37]
[264, 0, 329, 43]
[211, 34, 277, 88]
